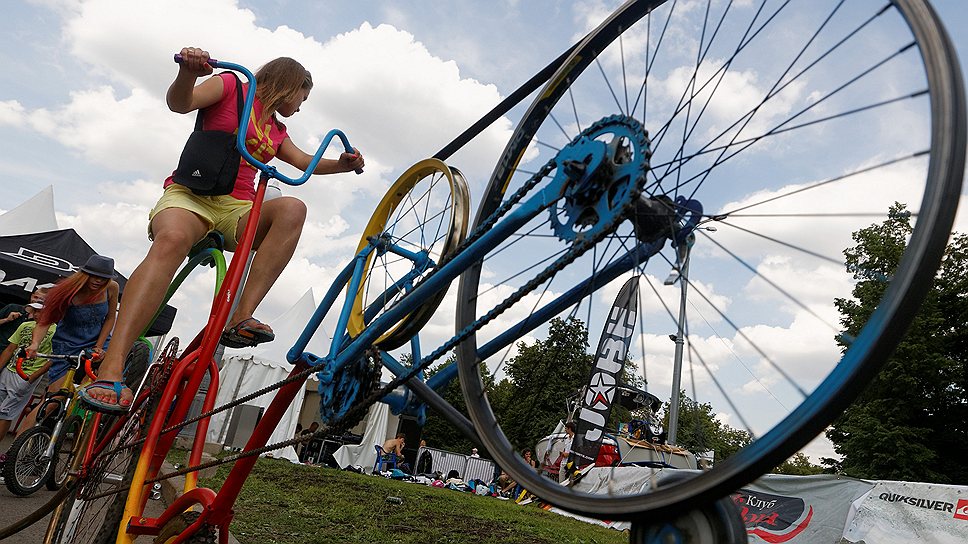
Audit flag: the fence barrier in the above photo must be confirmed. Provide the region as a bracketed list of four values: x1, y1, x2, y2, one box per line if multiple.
[416, 446, 496, 483]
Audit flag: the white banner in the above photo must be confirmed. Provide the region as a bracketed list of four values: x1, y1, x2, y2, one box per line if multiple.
[841, 480, 968, 544]
[565, 469, 967, 543]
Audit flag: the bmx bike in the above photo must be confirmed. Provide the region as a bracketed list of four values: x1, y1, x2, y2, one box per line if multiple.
[2, 350, 101, 496]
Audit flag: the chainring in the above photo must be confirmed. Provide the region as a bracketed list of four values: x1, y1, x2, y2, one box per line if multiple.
[318, 348, 382, 427]
[550, 115, 651, 242]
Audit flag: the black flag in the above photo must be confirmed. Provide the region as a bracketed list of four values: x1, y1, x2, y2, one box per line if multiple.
[569, 276, 639, 468]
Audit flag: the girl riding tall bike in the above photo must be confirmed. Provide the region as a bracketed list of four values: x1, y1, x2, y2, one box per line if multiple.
[85, 47, 364, 412]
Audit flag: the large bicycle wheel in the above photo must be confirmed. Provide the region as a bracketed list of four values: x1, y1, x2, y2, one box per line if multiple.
[3, 425, 54, 496]
[456, 0, 964, 519]
[47, 414, 84, 491]
[347, 158, 470, 350]
[46, 393, 157, 543]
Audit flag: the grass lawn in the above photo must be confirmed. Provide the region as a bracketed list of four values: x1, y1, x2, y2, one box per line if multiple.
[194, 456, 629, 544]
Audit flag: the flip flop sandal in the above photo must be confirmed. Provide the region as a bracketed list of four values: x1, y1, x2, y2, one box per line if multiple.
[78, 380, 132, 414]
[220, 317, 275, 348]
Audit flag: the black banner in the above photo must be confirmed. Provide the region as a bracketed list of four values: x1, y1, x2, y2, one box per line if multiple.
[569, 276, 638, 467]
[0, 229, 175, 335]
[731, 489, 813, 543]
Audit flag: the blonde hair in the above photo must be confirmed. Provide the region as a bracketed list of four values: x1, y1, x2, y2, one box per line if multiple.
[254, 57, 313, 128]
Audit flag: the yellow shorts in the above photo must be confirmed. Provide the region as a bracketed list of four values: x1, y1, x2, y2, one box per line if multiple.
[148, 184, 252, 251]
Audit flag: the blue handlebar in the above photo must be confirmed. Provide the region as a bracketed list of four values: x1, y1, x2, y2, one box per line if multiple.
[174, 54, 362, 184]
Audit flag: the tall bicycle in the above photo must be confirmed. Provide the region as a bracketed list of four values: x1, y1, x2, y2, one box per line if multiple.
[31, 54, 365, 542]
[16, 0, 965, 542]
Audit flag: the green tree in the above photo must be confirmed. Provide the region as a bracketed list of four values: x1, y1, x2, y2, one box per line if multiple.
[420, 353, 500, 455]
[501, 317, 594, 453]
[828, 204, 968, 483]
[774, 453, 824, 476]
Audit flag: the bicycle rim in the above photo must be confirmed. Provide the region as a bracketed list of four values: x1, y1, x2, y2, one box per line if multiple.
[48, 396, 154, 543]
[456, 0, 965, 518]
[5, 426, 54, 495]
[348, 158, 470, 350]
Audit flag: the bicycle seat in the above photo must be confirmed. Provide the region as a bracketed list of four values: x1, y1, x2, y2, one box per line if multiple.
[188, 231, 225, 267]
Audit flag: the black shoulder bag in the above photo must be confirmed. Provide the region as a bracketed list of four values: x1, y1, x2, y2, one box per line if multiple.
[172, 73, 244, 196]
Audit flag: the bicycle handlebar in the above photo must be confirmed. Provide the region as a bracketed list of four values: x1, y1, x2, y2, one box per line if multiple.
[15, 349, 99, 382]
[173, 53, 363, 182]
[14, 351, 29, 381]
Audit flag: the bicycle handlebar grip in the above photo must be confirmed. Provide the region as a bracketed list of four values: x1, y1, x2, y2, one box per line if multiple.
[331, 130, 363, 175]
[14, 350, 29, 381]
[173, 53, 221, 68]
[83, 351, 100, 382]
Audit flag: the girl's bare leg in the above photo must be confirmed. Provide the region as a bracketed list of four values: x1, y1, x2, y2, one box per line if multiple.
[88, 208, 209, 405]
[227, 196, 307, 331]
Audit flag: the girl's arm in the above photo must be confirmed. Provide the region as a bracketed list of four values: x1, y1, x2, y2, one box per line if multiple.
[27, 324, 51, 358]
[166, 47, 224, 114]
[276, 138, 365, 175]
[94, 281, 120, 355]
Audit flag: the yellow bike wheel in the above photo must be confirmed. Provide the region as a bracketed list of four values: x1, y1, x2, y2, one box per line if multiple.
[347, 158, 470, 350]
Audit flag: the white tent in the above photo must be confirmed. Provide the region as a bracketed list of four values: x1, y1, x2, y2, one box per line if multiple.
[332, 402, 394, 471]
[205, 288, 327, 462]
[0, 185, 58, 235]
[204, 286, 403, 465]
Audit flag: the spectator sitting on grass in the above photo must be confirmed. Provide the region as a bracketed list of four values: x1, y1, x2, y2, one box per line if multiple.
[496, 471, 517, 496]
[444, 469, 463, 487]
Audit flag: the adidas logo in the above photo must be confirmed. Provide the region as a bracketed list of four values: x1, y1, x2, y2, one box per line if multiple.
[192, 169, 202, 177]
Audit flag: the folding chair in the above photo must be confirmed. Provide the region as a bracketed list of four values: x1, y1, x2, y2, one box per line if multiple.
[373, 445, 397, 473]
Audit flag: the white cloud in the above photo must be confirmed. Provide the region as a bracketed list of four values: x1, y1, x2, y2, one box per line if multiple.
[2, 0, 519, 347]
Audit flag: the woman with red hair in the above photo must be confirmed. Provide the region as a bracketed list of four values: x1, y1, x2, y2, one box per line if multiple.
[27, 254, 119, 397]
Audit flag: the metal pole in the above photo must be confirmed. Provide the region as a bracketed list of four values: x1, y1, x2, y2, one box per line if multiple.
[667, 242, 690, 446]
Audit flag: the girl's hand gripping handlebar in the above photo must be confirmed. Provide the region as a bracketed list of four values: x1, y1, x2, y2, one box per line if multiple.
[15, 349, 100, 382]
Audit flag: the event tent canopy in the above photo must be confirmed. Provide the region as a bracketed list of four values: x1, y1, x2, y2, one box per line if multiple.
[0, 228, 175, 336]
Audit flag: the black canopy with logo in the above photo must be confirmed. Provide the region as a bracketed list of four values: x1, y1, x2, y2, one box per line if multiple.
[0, 228, 175, 336]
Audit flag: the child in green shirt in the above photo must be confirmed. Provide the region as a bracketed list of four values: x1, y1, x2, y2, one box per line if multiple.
[0, 303, 56, 438]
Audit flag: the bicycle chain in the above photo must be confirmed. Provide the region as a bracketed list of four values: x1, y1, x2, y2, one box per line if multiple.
[94, 114, 648, 495]
[97, 154, 559, 464]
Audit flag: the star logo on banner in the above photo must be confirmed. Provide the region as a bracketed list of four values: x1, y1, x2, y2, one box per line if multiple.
[587, 373, 614, 409]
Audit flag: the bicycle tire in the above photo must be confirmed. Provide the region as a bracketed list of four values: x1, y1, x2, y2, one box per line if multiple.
[347, 158, 469, 350]
[3, 425, 54, 496]
[456, 0, 964, 519]
[46, 414, 84, 491]
[123, 338, 153, 391]
[45, 391, 159, 543]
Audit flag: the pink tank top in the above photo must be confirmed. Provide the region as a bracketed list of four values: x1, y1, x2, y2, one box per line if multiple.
[165, 72, 290, 201]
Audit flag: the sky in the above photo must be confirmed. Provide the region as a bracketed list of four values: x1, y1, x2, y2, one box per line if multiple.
[1, 0, 967, 467]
